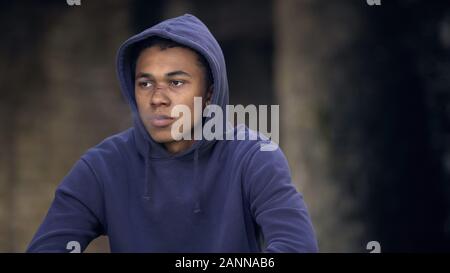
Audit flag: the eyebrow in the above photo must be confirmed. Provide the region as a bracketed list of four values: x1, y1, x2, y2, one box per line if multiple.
[135, 70, 192, 80]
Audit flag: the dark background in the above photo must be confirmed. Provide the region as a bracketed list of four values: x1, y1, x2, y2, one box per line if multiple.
[0, 0, 449, 252]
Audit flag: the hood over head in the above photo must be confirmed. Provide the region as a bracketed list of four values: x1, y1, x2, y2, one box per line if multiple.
[116, 13, 229, 160]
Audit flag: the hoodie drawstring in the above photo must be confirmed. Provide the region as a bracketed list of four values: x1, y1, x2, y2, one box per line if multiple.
[193, 148, 202, 214]
[143, 145, 151, 200]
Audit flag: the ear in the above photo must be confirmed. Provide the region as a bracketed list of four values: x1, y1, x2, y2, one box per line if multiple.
[205, 84, 214, 105]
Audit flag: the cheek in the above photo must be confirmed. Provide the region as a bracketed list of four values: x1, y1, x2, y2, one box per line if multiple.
[135, 91, 150, 108]
[134, 91, 142, 105]
[173, 87, 197, 106]
[187, 82, 206, 101]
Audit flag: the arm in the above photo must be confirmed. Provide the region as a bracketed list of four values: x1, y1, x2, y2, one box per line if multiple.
[27, 158, 106, 252]
[244, 143, 319, 253]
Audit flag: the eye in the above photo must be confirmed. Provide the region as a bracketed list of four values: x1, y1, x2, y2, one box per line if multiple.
[170, 80, 184, 87]
[138, 81, 153, 88]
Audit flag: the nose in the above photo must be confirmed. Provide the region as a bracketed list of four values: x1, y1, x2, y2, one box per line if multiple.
[150, 86, 170, 107]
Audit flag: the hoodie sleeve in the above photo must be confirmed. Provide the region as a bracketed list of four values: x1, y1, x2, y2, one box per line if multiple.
[244, 143, 319, 253]
[27, 158, 106, 253]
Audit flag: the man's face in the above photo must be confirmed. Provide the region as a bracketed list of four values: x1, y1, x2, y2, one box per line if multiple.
[134, 46, 210, 151]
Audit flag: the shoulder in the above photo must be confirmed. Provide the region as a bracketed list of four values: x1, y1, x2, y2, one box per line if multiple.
[222, 124, 287, 167]
[80, 127, 136, 167]
[222, 125, 292, 201]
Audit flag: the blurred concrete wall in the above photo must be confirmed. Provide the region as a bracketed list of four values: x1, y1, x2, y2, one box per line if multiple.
[275, 0, 450, 252]
[0, 1, 132, 252]
[275, 0, 367, 252]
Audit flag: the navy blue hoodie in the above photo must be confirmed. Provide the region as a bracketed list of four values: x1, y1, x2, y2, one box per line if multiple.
[27, 14, 318, 253]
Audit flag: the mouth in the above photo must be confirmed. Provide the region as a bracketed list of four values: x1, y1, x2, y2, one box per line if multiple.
[148, 114, 176, 128]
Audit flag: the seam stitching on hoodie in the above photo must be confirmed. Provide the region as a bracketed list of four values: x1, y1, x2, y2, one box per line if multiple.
[80, 157, 108, 234]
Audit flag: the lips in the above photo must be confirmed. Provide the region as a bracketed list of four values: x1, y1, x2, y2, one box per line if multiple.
[149, 114, 175, 128]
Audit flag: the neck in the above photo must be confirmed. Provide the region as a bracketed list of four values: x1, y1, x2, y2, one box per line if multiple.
[164, 139, 195, 154]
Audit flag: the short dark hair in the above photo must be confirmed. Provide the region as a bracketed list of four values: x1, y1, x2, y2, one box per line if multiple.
[132, 37, 213, 88]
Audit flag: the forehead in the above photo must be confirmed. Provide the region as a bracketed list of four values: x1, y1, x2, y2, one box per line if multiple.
[135, 46, 201, 75]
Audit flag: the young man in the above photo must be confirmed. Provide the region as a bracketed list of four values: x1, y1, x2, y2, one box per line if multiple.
[27, 14, 318, 252]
